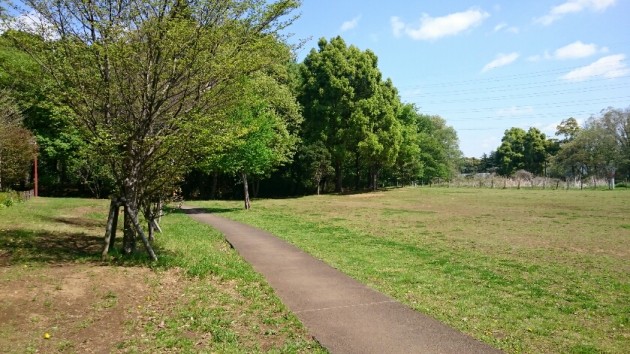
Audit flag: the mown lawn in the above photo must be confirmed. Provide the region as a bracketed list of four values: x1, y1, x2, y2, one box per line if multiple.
[0, 197, 324, 353]
[191, 187, 630, 353]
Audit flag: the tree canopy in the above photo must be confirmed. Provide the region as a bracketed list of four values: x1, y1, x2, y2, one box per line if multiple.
[8, 0, 301, 258]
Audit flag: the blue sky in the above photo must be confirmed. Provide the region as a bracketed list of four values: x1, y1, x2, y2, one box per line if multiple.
[284, 0, 630, 157]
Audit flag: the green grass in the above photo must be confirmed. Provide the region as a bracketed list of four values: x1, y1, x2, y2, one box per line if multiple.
[135, 209, 325, 352]
[190, 188, 630, 353]
[0, 197, 325, 353]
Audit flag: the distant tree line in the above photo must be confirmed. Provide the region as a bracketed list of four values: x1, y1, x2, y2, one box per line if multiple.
[1, 30, 463, 200]
[461, 109, 630, 189]
[1, 1, 463, 259]
[184, 36, 462, 199]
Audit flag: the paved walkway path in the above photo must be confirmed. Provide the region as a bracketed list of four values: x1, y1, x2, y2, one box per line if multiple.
[183, 207, 501, 354]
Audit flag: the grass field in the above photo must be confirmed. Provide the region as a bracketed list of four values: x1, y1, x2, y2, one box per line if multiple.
[191, 187, 630, 353]
[0, 197, 324, 353]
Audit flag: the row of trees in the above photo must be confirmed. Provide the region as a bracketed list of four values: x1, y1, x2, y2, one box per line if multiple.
[2, 0, 304, 259]
[462, 109, 629, 188]
[1, 1, 462, 259]
[188, 37, 461, 199]
[296, 37, 461, 193]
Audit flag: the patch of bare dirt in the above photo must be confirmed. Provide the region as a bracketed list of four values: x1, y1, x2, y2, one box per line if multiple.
[0, 264, 186, 353]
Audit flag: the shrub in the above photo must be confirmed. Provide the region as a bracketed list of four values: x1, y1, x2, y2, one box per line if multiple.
[0, 190, 20, 207]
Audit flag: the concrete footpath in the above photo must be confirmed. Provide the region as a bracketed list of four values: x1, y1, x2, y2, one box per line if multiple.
[183, 207, 501, 354]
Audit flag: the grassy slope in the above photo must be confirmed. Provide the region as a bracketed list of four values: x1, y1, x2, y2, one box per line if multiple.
[191, 188, 630, 353]
[0, 197, 324, 353]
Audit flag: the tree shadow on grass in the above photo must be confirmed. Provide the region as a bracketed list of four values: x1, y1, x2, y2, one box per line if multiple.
[0, 227, 174, 267]
[39, 216, 105, 229]
[0, 228, 102, 265]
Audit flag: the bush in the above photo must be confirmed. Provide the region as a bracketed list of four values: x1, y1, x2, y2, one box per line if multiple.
[0, 190, 20, 207]
[615, 182, 629, 189]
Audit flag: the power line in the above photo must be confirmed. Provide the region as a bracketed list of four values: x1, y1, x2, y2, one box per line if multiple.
[397, 60, 629, 90]
[421, 96, 630, 114]
[403, 76, 630, 97]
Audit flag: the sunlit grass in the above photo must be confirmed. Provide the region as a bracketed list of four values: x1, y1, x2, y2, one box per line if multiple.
[0, 198, 324, 353]
[190, 187, 630, 353]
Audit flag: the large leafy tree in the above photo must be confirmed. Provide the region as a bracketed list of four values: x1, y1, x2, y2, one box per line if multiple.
[496, 127, 526, 176]
[299, 36, 384, 192]
[556, 117, 581, 143]
[206, 71, 301, 209]
[523, 127, 548, 176]
[551, 107, 628, 188]
[11, 0, 300, 259]
[0, 32, 92, 195]
[355, 79, 402, 190]
[597, 107, 630, 182]
[394, 104, 423, 185]
[416, 113, 461, 182]
[0, 90, 37, 190]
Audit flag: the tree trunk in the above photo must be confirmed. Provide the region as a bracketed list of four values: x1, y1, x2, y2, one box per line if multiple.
[148, 220, 154, 242]
[122, 203, 136, 254]
[101, 199, 119, 259]
[241, 172, 251, 210]
[124, 203, 158, 261]
[109, 202, 119, 252]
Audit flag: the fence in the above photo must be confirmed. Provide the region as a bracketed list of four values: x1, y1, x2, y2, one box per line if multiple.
[18, 189, 36, 200]
[430, 176, 615, 190]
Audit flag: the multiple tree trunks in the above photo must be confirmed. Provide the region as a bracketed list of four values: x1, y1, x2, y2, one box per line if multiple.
[101, 197, 162, 261]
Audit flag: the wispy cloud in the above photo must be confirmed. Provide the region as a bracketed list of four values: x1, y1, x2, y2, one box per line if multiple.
[554, 40, 606, 59]
[528, 41, 607, 62]
[561, 54, 629, 81]
[391, 8, 489, 41]
[340, 15, 361, 32]
[482, 52, 520, 73]
[535, 0, 616, 25]
[493, 22, 519, 34]
[0, 11, 58, 39]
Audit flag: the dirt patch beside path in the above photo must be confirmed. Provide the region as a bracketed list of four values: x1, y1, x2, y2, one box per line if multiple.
[0, 264, 185, 353]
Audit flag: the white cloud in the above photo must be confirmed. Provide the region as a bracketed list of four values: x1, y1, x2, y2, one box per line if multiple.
[391, 8, 489, 41]
[340, 15, 361, 32]
[494, 22, 519, 34]
[0, 11, 58, 39]
[554, 40, 599, 59]
[494, 23, 507, 32]
[529, 41, 607, 62]
[391, 16, 405, 37]
[482, 52, 520, 73]
[561, 54, 629, 81]
[536, 0, 616, 25]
